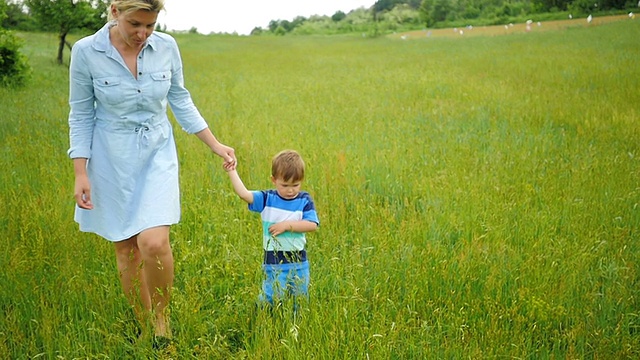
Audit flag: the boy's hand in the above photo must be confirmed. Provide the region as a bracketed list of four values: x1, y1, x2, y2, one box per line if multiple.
[223, 160, 237, 172]
[269, 222, 293, 237]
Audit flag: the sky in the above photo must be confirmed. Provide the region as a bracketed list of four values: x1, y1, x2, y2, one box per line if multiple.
[156, 0, 375, 35]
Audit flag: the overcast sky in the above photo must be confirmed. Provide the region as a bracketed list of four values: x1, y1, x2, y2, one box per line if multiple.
[156, 0, 374, 35]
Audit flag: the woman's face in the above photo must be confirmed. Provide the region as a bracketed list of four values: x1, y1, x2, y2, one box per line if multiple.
[112, 6, 158, 49]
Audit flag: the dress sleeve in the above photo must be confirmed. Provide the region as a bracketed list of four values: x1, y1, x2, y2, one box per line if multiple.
[166, 37, 209, 134]
[67, 45, 96, 159]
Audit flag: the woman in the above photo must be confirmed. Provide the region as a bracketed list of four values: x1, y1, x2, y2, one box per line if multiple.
[67, 0, 235, 344]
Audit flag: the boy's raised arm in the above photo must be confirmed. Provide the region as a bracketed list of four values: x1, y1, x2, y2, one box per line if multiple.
[225, 168, 254, 204]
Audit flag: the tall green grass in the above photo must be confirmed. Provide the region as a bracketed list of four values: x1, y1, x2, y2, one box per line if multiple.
[1, 20, 639, 358]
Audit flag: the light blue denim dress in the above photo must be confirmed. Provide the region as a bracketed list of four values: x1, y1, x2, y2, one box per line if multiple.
[68, 22, 208, 241]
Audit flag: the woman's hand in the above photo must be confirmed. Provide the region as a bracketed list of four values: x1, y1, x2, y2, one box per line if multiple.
[74, 174, 93, 210]
[213, 142, 236, 168]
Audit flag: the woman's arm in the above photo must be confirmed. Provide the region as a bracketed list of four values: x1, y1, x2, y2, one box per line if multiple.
[195, 127, 235, 165]
[164, 37, 236, 165]
[68, 44, 96, 159]
[68, 42, 96, 210]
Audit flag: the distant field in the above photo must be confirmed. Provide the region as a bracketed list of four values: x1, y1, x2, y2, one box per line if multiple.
[390, 14, 635, 38]
[1, 18, 639, 358]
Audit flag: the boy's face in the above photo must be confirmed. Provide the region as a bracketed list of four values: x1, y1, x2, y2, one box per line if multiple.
[271, 176, 302, 200]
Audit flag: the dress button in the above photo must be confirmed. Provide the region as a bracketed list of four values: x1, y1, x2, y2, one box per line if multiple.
[138, 72, 142, 76]
[137, 89, 141, 93]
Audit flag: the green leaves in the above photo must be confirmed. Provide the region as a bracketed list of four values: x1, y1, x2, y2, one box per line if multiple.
[0, 29, 31, 87]
[23, 0, 108, 63]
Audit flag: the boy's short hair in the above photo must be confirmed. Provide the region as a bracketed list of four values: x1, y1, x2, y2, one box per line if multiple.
[272, 150, 305, 182]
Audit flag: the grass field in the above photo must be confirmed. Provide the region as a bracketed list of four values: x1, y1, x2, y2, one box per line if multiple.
[1, 16, 639, 359]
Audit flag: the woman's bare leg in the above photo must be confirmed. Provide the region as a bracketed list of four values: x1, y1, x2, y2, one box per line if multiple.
[136, 226, 174, 337]
[114, 237, 152, 326]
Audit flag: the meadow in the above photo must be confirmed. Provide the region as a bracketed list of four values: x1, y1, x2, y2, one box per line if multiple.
[1, 17, 639, 359]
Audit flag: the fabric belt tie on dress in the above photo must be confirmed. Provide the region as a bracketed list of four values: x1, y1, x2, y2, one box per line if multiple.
[134, 122, 151, 155]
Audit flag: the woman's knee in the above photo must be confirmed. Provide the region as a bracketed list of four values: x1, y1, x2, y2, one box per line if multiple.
[137, 227, 171, 256]
[114, 238, 140, 262]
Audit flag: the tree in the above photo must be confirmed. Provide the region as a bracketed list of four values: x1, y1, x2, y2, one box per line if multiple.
[24, 0, 108, 64]
[0, 0, 6, 23]
[268, 19, 279, 32]
[384, 3, 421, 24]
[1, 2, 31, 87]
[373, 0, 401, 13]
[2, 1, 38, 30]
[250, 26, 264, 35]
[332, 10, 346, 22]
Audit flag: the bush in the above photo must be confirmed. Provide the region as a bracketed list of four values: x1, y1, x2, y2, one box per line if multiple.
[0, 29, 31, 87]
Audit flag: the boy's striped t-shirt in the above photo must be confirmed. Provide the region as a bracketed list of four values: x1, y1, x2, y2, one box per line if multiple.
[248, 190, 319, 252]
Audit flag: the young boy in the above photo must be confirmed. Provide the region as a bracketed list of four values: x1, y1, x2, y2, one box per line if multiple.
[224, 150, 319, 307]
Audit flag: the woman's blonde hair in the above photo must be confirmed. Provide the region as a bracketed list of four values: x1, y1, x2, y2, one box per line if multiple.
[107, 0, 165, 21]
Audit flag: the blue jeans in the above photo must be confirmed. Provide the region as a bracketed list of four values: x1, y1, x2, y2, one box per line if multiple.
[259, 260, 310, 305]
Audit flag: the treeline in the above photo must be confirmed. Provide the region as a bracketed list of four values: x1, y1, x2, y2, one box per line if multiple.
[252, 0, 637, 35]
[1, 0, 107, 32]
[1, 0, 638, 36]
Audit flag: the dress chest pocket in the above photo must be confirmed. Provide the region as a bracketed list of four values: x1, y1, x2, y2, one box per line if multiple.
[149, 71, 172, 100]
[93, 77, 124, 105]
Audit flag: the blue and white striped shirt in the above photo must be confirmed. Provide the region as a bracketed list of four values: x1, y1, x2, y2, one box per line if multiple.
[249, 190, 319, 252]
